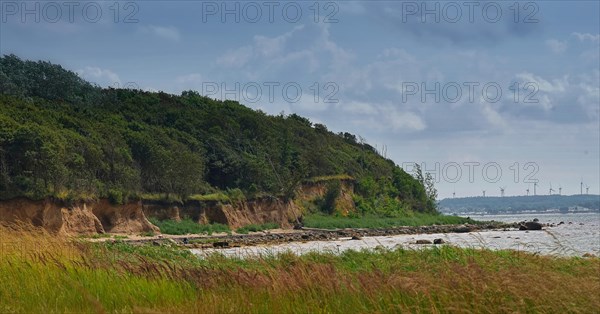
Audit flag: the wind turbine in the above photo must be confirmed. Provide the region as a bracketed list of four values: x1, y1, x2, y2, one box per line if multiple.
[482, 190, 486, 197]
[534, 182, 538, 196]
[452, 188, 456, 198]
[500, 186, 506, 197]
[526, 187, 530, 196]
[586, 185, 590, 194]
[581, 179, 584, 195]
[558, 186, 562, 195]
[549, 183, 555, 195]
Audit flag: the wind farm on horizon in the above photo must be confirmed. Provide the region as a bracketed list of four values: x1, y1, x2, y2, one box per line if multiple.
[446, 178, 596, 199]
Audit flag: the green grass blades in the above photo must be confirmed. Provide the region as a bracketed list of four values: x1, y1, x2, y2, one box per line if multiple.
[149, 218, 230, 235]
[2, 228, 599, 313]
[303, 213, 479, 229]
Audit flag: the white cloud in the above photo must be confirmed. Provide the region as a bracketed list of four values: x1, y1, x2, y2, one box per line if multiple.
[141, 25, 181, 41]
[545, 39, 567, 54]
[516, 72, 568, 93]
[216, 46, 253, 68]
[385, 108, 426, 131]
[254, 25, 305, 57]
[215, 23, 354, 75]
[480, 104, 507, 128]
[76, 66, 121, 87]
[514, 72, 571, 111]
[342, 101, 426, 132]
[217, 25, 306, 68]
[576, 70, 600, 120]
[338, 101, 378, 115]
[572, 32, 600, 43]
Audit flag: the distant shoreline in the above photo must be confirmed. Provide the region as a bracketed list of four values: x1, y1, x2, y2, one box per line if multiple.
[446, 210, 600, 216]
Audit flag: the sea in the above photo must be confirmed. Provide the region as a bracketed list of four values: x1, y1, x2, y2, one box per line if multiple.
[192, 212, 600, 258]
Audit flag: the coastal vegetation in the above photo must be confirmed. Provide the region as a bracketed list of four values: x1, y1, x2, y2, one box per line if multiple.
[148, 218, 230, 235]
[1, 227, 598, 313]
[0, 55, 437, 218]
[302, 213, 478, 230]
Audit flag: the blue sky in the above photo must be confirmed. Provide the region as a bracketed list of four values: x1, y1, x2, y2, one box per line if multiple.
[1, 1, 599, 198]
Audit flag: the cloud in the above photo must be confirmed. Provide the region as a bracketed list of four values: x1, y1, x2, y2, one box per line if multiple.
[572, 32, 600, 43]
[173, 73, 204, 93]
[217, 25, 308, 69]
[515, 72, 568, 93]
[216, 46, 253, 68]
[384, 107, 427, 131]
[363, 2, 541, 45]
[176, 73, 202, 84]
[76, 66, 121, 87]
[334, 101, 426, 132]
[480, 103, 506, 128]
[141, 25, 181, 41]
[339, 101, 378, 115]
[545, 39, 567, 54]
[254, 25, 305, 58]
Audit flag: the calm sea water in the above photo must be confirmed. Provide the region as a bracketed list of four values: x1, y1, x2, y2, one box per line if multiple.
[193, 212, 600, 258]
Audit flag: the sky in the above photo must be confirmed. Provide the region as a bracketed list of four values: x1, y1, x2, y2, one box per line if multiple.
[1, 0, 599, 199]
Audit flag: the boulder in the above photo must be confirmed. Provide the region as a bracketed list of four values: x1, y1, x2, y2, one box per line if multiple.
[415, 239, 432, 244]
[433, 238, 445, 244]
[213, 241, 229, 248]
[524, 221, 543, 230]
[452, 225, 472, 233]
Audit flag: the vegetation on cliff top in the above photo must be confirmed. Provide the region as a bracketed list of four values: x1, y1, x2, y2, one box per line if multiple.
[0, 55, 436, 214]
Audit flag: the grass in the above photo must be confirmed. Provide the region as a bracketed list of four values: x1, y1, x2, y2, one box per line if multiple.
[236, 222, 280, 234]
[140, 193, 183, 203]
[149, 218, 230, 235]
[1, 226, 599, 313]
[306, 174, 355, 183]
[79, 234, 129, 240]
[303, 213, 483, 229]
[0, 226, 599, 313]
[187, 192, 230, 202]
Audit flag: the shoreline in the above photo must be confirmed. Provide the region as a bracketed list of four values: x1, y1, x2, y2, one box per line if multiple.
[95, 222, 526, 248]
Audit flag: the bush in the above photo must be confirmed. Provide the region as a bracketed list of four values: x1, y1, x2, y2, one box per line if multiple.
[226, 188, 246, 203]
[108, 189, 124, 205]
[321, 181, 341, 214]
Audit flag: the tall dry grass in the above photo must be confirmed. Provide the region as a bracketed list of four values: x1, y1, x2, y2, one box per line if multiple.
[0, 224, 599, 313]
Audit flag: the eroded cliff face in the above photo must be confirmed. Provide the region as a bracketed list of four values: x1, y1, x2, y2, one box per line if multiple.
[0, 181, 357, 234]
[219, 198, 302, 229]
[142, 181, 356, 228]
[296, 180, 357, 216]
[0, 198, 157, 235]
[142, 198, 302, 229]
[91, 200, 159, 234]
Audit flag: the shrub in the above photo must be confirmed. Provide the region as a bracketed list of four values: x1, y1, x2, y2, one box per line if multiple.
[108, 189, 124, 205]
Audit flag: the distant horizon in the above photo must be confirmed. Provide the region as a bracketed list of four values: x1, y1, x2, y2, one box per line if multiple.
[439, 193, 600, 201]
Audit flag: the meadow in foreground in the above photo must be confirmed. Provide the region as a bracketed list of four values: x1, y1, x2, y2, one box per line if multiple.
[0, 227, 598, 313]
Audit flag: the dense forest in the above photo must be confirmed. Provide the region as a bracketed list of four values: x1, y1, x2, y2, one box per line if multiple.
[0, 55, 436, 214]
[439, 195, 600, 214]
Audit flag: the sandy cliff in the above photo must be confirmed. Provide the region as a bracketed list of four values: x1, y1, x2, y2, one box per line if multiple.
[0, 198, 157, 235]
[143, 197, 302, 229]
